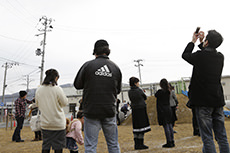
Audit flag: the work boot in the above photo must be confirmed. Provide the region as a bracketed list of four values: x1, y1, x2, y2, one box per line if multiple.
[139, 138, 148, 149]
[134, 138, 139, 150]
[134, 138, 148, 150]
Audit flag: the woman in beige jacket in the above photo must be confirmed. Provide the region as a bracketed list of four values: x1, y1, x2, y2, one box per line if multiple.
[36, 69, 68, 153]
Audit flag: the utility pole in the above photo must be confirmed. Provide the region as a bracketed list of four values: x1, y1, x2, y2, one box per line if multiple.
[134, 59, 143, 84]
[35, 16, 53, 84]
[1, 62, 18, 122]
[22, 75, 34, 93]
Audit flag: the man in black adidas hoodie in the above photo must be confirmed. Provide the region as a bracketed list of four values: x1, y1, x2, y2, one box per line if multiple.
[74, 39, 122, 153]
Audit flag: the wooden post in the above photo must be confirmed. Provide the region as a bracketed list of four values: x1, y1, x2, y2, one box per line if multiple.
[6, 111, 8, 131]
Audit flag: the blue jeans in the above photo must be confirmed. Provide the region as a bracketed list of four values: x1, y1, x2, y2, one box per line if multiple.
[195, 106, 230, 153]
[84, 116, 120, 153]
[163, 123, 174, 142]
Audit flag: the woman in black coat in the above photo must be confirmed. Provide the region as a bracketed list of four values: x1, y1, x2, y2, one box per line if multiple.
[128, 77, 151, 150]
[155, 78, 175, 148]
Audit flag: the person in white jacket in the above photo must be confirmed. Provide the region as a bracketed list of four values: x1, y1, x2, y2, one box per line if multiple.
[36, 69, 68, 153]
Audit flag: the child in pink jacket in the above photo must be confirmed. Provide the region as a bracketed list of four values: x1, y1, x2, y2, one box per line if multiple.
[66, 111, 84, 153]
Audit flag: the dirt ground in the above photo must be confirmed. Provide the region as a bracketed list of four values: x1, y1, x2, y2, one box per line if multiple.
[1, 122, 230, 153]
[1, 94, 230, 153]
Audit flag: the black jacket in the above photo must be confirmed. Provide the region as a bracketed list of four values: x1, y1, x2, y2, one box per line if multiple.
[128, 86, 147, 109]
[74, 55, 122, 119]
[155, 89, 172, 125]
[182, 42, 225, 107]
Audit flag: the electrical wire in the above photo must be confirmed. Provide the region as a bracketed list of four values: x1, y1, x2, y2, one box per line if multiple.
[0, 57, 38, 68]
[2, 0, 36, 27]
[0, 34, 37, 43]
[14, 0, 38, 21]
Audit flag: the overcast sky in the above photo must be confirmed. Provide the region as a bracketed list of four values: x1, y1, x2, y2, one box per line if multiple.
[0, 0, 230, 95]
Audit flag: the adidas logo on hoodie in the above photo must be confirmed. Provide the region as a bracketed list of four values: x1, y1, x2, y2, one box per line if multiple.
[95, 65, 112, 77]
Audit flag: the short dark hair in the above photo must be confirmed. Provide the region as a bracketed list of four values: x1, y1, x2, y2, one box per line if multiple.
[93, 39, 110, 56]
[129, 77, 139, 87]
[160, 78, 169, 91]
[206, 30, 223, 49]
[42, 69, 59, 86]
[19, 90, 27, 98]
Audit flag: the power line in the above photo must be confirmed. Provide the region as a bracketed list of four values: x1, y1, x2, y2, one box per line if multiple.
[14, 0, 38, 21]
[0, 57, 38, 68]
[0, 34, 37, 43]
[3, 0, 35, 27]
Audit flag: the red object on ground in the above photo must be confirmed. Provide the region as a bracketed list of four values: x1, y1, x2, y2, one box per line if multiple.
[14, 120, 16, 127]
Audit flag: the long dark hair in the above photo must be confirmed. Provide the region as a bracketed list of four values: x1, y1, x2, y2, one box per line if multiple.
[160, 78, 170, 92]
[42, 69, 59, 86]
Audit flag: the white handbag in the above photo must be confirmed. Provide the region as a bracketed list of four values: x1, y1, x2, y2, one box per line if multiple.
[30, 112, 41, 132]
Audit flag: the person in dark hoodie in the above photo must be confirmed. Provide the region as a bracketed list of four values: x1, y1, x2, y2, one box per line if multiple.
[182, 29, 229, 153]
[128, 77, 151, 150]
[74, 39, 122, 153]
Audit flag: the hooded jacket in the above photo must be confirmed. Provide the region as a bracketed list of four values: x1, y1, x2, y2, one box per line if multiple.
[74, 55, 122, 119]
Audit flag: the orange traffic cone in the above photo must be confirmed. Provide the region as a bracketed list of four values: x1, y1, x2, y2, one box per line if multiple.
[14, 120, 16, 127]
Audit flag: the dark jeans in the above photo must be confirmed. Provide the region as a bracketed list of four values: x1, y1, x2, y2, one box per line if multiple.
[12, 116, 24, 141]
[192, 108, 200, 135]
[195, 106, 230, 153]
[163, 123, 174, 142]
[116, 113, 120, 125]
[35, 131, 42, 138]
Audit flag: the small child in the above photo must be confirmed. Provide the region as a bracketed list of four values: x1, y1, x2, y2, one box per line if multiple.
[121, 102, 130, 118]
[66, 111, 84, 153]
